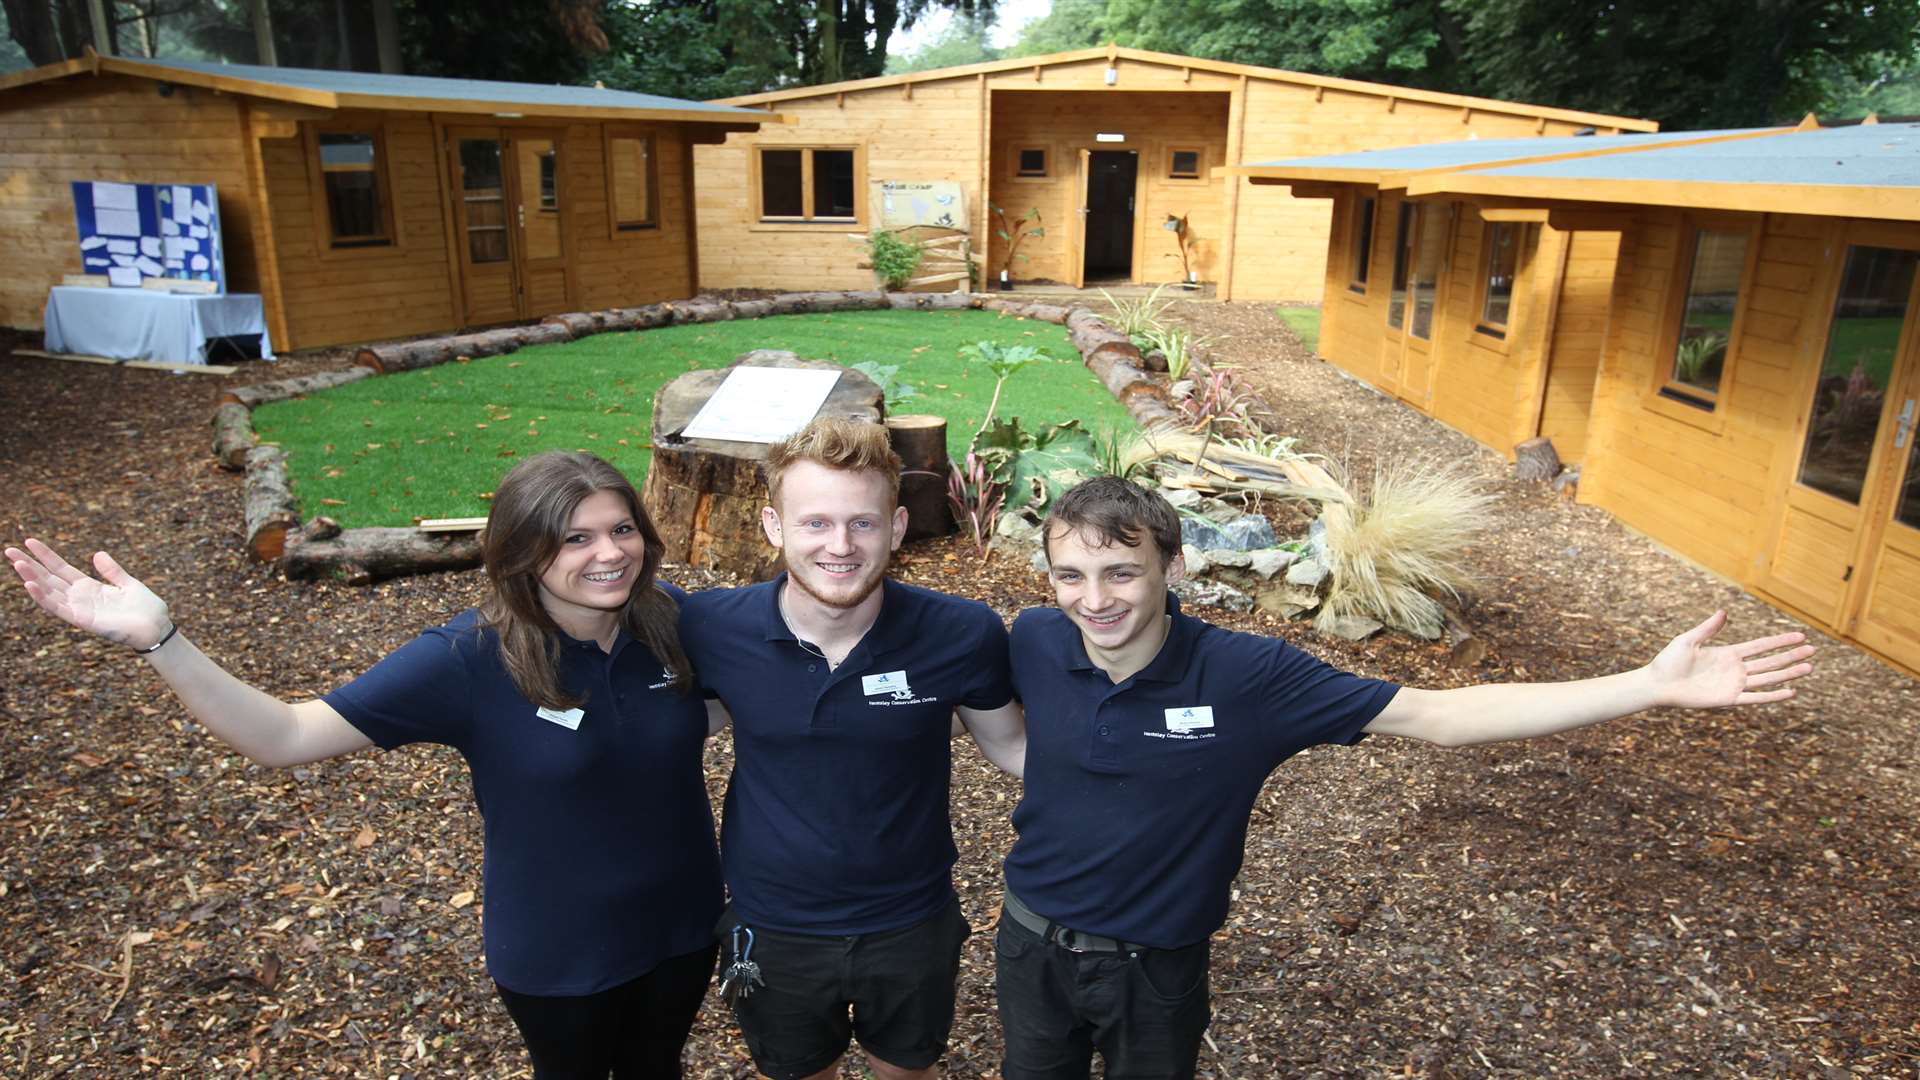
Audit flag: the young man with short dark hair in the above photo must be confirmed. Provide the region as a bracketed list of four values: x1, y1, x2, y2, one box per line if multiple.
[679, 417, 1025, 1080]
[995, 475, 1815, 1080]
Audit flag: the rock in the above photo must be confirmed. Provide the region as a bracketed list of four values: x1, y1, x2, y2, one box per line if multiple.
[1030, 548, 1051, 573]
[1248, 549, 1297, 579]
[1162, 487, 1205, 509]
[1202, 548, 1252, 569]
[995, 512, 1041, 545]
[1254, 581, 1321, 618]
[1172, 578, 1254, 612]
[1181, 544, 1209, 575]
[1285, 556, 1328, 587]
[1317, 613, 1384, 641]
[1169, 379, 1196, 400]
[1180, 514, 1277, 552]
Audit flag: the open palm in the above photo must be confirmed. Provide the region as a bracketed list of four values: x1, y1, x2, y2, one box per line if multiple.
[1648, 610, 1815, 709]
[6, 539, 171, 650]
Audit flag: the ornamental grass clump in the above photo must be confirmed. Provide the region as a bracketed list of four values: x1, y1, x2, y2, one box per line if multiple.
[1315, 458, 1494, 639]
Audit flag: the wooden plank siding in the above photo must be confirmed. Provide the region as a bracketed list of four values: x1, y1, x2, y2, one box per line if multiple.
[0, 75, 265, 332]
[694, 51, 1646, 301]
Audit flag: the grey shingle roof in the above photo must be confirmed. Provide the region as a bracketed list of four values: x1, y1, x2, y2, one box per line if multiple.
[1239, 129, 1753, 174]
[1471, 123, 1920, 187]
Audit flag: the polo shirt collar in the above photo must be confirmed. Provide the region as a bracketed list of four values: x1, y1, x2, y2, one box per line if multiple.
[759, 573, 909, 659]
[1061, 591, 1197, 683]
[554, 621, 634, 659]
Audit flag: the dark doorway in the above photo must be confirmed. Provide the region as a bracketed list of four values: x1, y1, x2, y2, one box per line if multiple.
[1083, 150, 1137, 280]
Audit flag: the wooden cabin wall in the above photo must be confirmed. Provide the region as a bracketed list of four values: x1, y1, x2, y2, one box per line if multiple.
[0, 75, 263, 331]
[566, 122, 696, 311]
[258, 110, 455, 350]
[1580, 209, 1818, 581]
[1537, 230, 1621, 463]
[695, 80, 982, 291]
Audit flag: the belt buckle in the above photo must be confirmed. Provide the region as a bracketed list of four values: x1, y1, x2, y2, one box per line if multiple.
[1054, 927, 1087, 953]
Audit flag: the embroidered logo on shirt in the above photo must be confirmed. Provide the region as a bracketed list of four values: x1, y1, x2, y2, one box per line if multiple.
[648, 666, 677, 690]
[536, 706, 585, 731]
[1143, 705, 1215, 740]
[860, 669, 940, 706]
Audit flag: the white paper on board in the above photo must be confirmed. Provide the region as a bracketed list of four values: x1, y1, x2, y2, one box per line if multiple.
[161, 218, 180, 236]
[80, 236, 108, 251]
[681, 367, 844, 443]
[165, 259, 183, 270]
[109, 253, 135, 266]
[139, 236, 161, 257]
[190, 201, 211, 224]
[95, 208, 141, 237]
[107, 266, 142, 287]
[106, 239, 137, 255]
[134, 256, 164, 276]
[172, 186, 193, 222]
[85, 257, 109, 268]
[189, 225, 209, 240]
[190, 254, 209, 271]
[164, 236, 189, 258]
[93, 182, 138, 211]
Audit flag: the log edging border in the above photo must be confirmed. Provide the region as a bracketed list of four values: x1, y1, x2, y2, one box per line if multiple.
[214, 291, 1170, 584]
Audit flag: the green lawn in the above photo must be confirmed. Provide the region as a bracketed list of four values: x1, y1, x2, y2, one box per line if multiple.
[252, 310, 1135, 527]
[1276, 305, 1322, 355]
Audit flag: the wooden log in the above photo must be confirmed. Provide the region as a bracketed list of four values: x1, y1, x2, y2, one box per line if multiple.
[244, 445, 300, 562]
[295, 515, 343, 543]
[211, 402, 256, 470]
[1442, 605, 1486, 668]
[1514, 436, 1563, 482]
[642, 351, 883, 579]
[887, 414, 953, 541]
[542, 311, 601, 337]
[1024, 302, 1072, 324]
[354, 339, 456, 373]
[884, 291, 974, 311]
[282, 527, 484, 584]
[222, 367, 374, 407]
[666, 296, 734, 324]
[729, 299, 775, 320]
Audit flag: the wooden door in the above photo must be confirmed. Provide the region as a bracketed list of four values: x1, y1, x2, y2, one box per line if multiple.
[446, 126, 572, 326]
[1070, 148, 1091, 290]
[1760, 233, 1920, 671]
[1396, 201, 1454, 408]
[1375, 196, 1412, 396]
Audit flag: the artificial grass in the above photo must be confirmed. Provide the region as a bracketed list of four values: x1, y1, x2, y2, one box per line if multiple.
[1277, 305, 1322, 355]
[252, 310, 1136, 528]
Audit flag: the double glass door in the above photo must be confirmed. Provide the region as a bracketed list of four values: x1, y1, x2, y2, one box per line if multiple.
[447, 126, 569, 325]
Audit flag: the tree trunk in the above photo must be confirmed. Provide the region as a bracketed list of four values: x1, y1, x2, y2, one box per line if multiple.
[212, 402, 256, 470]
[887, 414, 952, 541]
[282, 527, 483, 584]
[244, 445, 300, 561]
[1514, 436, 1563, 482]
[642, 351, 882, 579]
[222, 367, 374, 408]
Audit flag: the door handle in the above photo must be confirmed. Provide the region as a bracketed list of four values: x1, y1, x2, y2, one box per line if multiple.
[517, 205, 526, 228]
[1897, 398, 1916, 449]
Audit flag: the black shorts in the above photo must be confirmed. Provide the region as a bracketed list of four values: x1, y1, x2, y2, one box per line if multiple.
[718, 898, 972, 1079]
[994, 911, 1212, 1080]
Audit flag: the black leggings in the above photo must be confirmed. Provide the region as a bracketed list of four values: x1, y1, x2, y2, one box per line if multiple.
[496, 943, 719, 1079]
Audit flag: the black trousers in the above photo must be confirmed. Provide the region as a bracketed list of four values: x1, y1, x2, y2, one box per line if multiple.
[495, 943, 719, 1080]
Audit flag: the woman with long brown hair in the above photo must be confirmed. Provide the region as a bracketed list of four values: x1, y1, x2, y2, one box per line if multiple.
[7, 450, 723, 1079]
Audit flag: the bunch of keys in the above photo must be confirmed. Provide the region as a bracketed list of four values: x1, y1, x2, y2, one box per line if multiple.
[719, 925, 764, 1006]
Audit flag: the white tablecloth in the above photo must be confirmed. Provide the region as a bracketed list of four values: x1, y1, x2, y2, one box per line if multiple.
[43, 287, 274, 364]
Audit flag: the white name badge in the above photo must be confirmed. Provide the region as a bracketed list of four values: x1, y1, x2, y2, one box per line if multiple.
[862, 670, 912, 697]
[536, 706, 584, 731]
[1165, 706, 1214, 733]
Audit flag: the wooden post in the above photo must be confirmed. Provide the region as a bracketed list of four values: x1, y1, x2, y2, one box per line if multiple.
[887, 415, 952, 541]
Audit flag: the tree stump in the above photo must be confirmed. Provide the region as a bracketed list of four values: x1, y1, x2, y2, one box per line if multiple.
[642, 351, 883, 580]
[212, 402, 256, 470]
[887, 414, 953, 541]
[1514, 436, 1563, 482]
[244, 445, 300, 561]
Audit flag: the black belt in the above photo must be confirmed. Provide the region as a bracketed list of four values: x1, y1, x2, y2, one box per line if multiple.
[1002, 889, 1145, 954]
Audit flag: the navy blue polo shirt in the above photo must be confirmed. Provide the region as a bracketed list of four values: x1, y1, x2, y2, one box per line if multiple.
[323, 586, 723, 996]
[679, 576, 1014, 935]
[1004, 594, 1400, 949]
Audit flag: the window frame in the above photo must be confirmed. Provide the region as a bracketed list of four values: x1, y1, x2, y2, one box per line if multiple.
[1347, 194, 1376, 295]
[1013, 145, 1050, 180]
[304, 121, 400, 257]
[602, 127, 661, 237]
[1647, 213, 1761, 428]
[750, 144, 865, 230]
[1166, 146, 1204, 182]
[1473, 220, 1523, 342]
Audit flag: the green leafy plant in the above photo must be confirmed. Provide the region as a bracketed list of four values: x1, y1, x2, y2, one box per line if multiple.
[959, 339, 1060, 439]
[1175, 367, 1256, 434]
[1093, 425, 1149, 481]
[867, 230, 925, 290]
[1100, 282, 1174, 343]
[946, 450, 1004, 557]
[1674, 329, 1728, 384]
[973, 417, 1103, 513]
[849, 361, 920, 411]
[991, 204, 1045, 282]
[1141, 324, 1207, 380]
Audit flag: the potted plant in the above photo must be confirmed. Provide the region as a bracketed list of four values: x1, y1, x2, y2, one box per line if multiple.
[991, 204, 1044, 290]
[1164, 213, 1199, 288]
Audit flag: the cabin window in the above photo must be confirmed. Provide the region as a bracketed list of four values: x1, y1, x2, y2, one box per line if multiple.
[1661, 227, 1750, 409]
[1348, 197, 1375, 293]
[758, 146, 859, 223]
[1387, 202, 1414, 329]
[1797, 244, 1919, 504]
[606, 133, 657, 231]
[316, 130, 393, 248]
[1476, 222, 1521, 338]
[1168, 148, 1202, 179]
[1016, 147, 1048, 177]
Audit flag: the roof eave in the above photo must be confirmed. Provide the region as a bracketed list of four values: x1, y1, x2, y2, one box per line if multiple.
[1406, 175, 1920, 223]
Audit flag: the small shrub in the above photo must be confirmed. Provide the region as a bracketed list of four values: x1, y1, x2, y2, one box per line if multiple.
[991, 204, 1045, 282]
[850, 361, 919, 412]
[1315, 459, 1494, 639]
[947, 451, 1004, 557]
[1141, 324, 1207, 380]
[1101, 283, 1174, 341]
[868, 230, 924, 290]
[1175, 367, 1257, 434]
[960, 340, 1060, 440]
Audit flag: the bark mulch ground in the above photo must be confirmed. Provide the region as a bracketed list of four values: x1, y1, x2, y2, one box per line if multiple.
[1, 307, 1915, 1078]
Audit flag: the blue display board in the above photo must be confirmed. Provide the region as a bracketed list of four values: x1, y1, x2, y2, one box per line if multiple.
[71, 181, 225, 292]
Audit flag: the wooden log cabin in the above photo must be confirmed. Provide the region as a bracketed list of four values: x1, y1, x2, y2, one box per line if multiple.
[0, 54, 773, 351]
[693, 46, 1653, 301]
[1232, 122, 1920, 676]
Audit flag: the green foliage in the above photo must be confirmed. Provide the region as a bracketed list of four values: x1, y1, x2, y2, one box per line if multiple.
[1276, 305, 1322, 355]
[990, 204, 1045, 277]
[1100, 283, 1175, 340]
[1674, 330, 1728, 384]
[867, 230, 926, 290]
[947, 450, 1004, 557]
[973, 418, 1104, 513]
[886, 11, 1001, 73]
[1140, 324, 1206, 380]
[849, 360, 920, 411]
[1007, 0, 1110, 56]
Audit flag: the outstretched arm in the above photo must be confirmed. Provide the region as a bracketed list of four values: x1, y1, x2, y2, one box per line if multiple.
[8, 539, 372, 768]
[1362, 610, 1815, 748]
[956, 701, 1026, 779]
